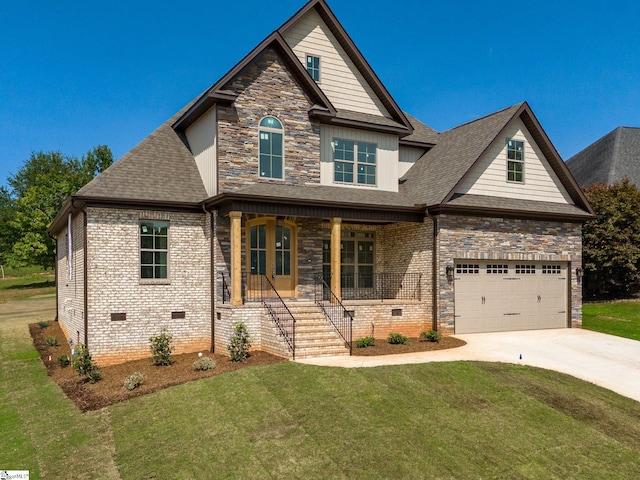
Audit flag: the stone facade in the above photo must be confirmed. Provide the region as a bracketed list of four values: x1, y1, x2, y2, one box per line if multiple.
[217, 48, 321, 191]
[84, 207, 212, 366]
[436, 214, 583, 334]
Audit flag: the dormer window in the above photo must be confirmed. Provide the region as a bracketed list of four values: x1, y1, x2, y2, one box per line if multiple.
[259, 116, 284, 179]
[507, 139, 524, 183]
[334, 139, 377, 186]
[306, 55, 320, 82]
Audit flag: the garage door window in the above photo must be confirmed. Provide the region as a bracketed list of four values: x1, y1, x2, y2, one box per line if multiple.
[542, 265, 561, 275]
[456, 263, 479, 274]
[515, 264, 536, 274]
[487, 264, 508, 274]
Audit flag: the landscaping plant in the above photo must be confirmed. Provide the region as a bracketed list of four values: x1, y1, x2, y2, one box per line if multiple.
[355, 336, 375, 348]
[193, 357, 217, 371]
[72, 343, 102, 383]
[56, 354, 71, 368]
[387, 332, 409, 345]
[149, 329, 174, 366]
[419, 330, 441, 343]
[227, 322, 251, 362]
[123, 372, 145, 391]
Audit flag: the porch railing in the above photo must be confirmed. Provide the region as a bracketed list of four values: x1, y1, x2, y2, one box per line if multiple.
[258, 275, 296, 360]
[221, 273, 231, 304]
[314, 274, 353, 355]
[338, 272, 422, 301]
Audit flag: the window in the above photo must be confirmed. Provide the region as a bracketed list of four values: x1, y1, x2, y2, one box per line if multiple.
[542, 264, 561, 275]
[306, 55, 320, 81]
[487, 264, 508, 274]
[140, 221, 168, 279]
[334, 140, 376, 185]
[259, 116, 283, 179]
[507, 139, 524, 183]
[322, 231, 375, 288]
[456, 264, 479, 274]
[515, 264, 536, 275]
[250, 223, 267, 275]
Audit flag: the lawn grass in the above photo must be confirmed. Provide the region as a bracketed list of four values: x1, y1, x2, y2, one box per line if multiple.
[583, 300, 640, 341]
[0, 272, 55, 304]
[3, 294, 640, 479]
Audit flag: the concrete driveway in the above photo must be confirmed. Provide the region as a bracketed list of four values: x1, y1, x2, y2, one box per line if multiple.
[297, 329, 640, 403]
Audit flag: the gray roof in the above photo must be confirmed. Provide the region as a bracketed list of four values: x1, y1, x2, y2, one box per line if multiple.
[76, 118, 207, 204]
[334, 109, 408, 130]
[402, 112, 439, 145]
[400, 103, 523, 206]
[566, 127, 640, 187]
[446, 194, 592, 218]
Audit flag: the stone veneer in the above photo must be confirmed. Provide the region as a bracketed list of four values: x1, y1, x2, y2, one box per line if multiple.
[436, 214, 583, 334]
[217, 48, 321, 191]
[84, 207, 212, 366]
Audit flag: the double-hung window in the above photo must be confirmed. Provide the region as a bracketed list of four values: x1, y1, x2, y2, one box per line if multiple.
[306, 55, 320, 81]
[334, 139, 377, 185]
[140, 221, 168, 279]
[259, 116, 284, 179]
[507, 139, 524, 183]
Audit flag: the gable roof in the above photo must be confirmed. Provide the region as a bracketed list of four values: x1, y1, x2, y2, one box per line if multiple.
[566, 127, 640, 187]
[401, 102, 594, 216]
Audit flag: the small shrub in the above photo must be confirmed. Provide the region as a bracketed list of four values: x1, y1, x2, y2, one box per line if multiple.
[38, 320, 49, 329]
[72, 343, 101, 383]
[193, 357, 216, 371]
[419, 330, 442, 343]
[45, 336, 58, 347]
[57, 355, 71, 368]
[149, 329, 174, 366]
[227, 322, 251, 362]
[123, 372, 145, 391]
[355, 336, 375, 348]
[387, 332, 409, 345]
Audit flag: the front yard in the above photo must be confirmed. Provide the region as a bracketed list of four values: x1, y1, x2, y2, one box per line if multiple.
[583, 300, 640, 340]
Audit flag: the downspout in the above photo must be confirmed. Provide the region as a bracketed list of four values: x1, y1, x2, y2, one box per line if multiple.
[49, 231, 59, 322]
[203, 204, 215, 353]
[430, 211, 439, 331]
[72, 197, 89, 347]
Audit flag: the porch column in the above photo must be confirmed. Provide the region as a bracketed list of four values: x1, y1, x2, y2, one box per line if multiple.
[230, 211, 243, 306]
[330, 217, 342, 302]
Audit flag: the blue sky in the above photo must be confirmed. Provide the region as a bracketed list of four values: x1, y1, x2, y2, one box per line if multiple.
[1, 0, 639, 188]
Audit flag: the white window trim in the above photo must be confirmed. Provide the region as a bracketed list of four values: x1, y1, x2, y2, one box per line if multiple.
[306, 54, 321, 82]
[332, 138, 378, 187]
[139, 220, 170, 285]
[506, 138, 525, 184]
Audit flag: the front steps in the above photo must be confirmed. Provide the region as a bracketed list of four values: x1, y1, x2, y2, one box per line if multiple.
[285, 302, 350, 359]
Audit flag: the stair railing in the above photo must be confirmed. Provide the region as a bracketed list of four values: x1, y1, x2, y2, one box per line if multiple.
[260, 275, 296, 360]
[314, 273, 353, 355]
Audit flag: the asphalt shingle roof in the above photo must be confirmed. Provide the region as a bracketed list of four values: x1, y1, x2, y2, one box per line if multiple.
[402, 112, 439, 145]
[566, 127, 640, 187]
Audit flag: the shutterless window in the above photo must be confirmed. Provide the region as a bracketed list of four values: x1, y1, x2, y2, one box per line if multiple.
[306, 55, 320, 81]
[334, 140, 376, 185]
[259, 116, 283, 179]
[507, 139, 524, 183]
[322, 231, 375, 288]
[140, 221, 168, 279]
[456, 264, 479, 274]
[487, 264, 508, 274]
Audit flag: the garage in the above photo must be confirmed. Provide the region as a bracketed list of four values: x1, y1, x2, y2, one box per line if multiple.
[454, 261, 568, 334]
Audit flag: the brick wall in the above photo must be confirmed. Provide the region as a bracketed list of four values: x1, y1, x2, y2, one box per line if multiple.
[436, 215, 583, 333]
[85, 207, 211, 366]
[217, 48, 321, 191]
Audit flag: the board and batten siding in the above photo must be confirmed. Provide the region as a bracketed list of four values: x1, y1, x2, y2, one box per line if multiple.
[320, 124, 399, 192]
[282, 9, 390, 118]
[185, 106, 217, 197]
[455, 118, 574, 204]
[399, 146, 427, 178]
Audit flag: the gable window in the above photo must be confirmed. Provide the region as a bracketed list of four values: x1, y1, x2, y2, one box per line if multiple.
[259, 116, 284, 179]
[306, 55, 320, 81]
[334, 139, 377, 185]
[140, 221, 168, 279]
[507, 139, 524, 183]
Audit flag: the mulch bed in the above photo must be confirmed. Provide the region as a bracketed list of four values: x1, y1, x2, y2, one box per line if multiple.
[30, 321, 465, 412]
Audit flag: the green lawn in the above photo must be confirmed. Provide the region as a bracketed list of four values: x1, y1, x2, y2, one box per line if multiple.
[2, 293, 640, 479]
[583, 300, 640, 340]
[0, 271, 55, 304]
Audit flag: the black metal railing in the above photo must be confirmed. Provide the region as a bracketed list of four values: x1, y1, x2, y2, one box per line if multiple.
[314, 274, 353, 355]
[221, 273, 231, 304]
[338, 272, 422, 301]
[258, 275, 296, 359]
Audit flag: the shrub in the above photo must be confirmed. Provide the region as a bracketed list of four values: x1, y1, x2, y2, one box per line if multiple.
[72, 343, 101, 383]
[193, 357, 216, 371]
[227, 322, 251, 362]
[355, 336, 375, 348]
[38, 320, 49, 329]
[387, 332, 409, 345]
[149, 329, 174, 366]
[123, 372, 145, 391]
[45, 336, 58, 347]
[57, 354, 71, 367]
[419, 330, 442, 343]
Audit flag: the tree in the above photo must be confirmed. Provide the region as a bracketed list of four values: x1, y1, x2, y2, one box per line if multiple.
[0, 186, 18, 266]
[582, 179, 640, 298]
[4, 146, 113, 269]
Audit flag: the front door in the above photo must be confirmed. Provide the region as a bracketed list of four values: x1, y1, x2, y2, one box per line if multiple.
[247, 218, 296, 298]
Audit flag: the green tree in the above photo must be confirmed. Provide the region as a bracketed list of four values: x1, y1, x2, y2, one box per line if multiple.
[583, 179, 640, 297]
[5, 146, 113, 269]
[0, 186, 18, 266]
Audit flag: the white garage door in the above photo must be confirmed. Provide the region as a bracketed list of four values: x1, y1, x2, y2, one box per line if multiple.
[454, 261, 568, 334]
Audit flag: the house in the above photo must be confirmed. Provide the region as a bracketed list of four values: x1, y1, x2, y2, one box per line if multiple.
[49, 0, 594, 366]
[566, 126, 640, 187]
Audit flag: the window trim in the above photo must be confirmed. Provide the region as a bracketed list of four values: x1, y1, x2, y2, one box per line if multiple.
[258, 116, 285, 180]
[306, 54, 320, 82]
[333, 138, 377, 186]
[506, 138, 524, 183]
[139, 220, 170, 284]
[322, 230, 375, 288]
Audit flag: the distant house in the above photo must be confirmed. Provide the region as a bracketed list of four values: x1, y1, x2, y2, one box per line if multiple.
[48, 0, 593, 366]
[566, 126, 640, 187]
